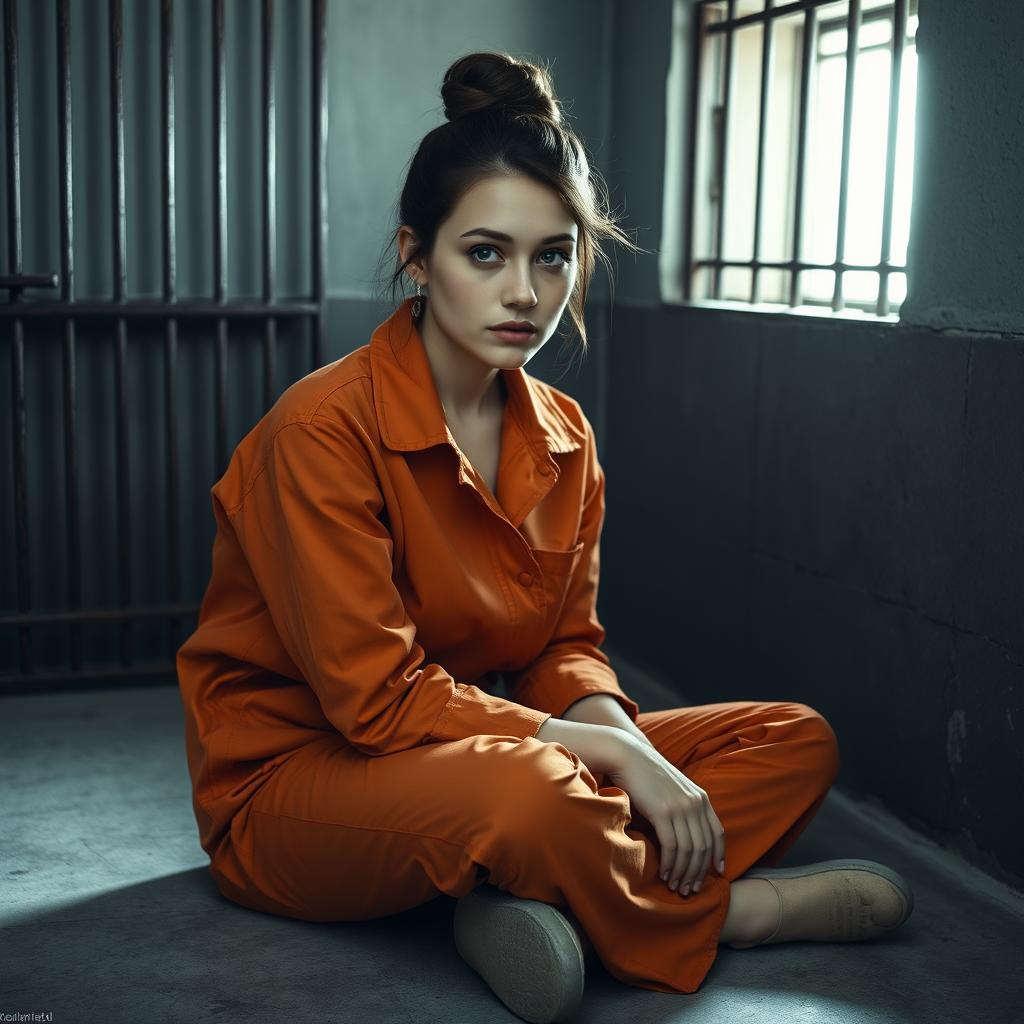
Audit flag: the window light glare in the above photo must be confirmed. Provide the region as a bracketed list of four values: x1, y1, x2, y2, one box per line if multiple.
[820, 19, 894, 58]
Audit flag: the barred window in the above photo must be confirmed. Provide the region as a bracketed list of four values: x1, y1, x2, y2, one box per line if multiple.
[684, 0, 919, 317]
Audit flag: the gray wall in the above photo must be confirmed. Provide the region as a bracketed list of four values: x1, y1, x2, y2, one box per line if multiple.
[598, 0, 1023, 888]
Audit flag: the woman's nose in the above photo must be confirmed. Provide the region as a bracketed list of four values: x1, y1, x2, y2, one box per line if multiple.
[504, 270, 538, 306]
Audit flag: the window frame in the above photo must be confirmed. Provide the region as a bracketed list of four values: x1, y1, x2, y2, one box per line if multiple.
[680, 0, 917, 321]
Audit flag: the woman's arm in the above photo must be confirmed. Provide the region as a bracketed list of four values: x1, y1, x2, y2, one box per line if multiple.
[560, 693, 654, 750]
[535, 716, 639, 775]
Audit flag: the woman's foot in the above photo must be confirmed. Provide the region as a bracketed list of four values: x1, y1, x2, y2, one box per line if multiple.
[724, 859, 914, 948]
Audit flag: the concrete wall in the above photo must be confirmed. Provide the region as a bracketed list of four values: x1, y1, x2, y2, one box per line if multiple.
[599, 0, 1023, 887]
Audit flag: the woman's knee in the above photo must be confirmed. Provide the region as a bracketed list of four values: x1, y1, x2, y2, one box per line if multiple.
[484, 735, 603, 837]
[785, 702, 841, 785]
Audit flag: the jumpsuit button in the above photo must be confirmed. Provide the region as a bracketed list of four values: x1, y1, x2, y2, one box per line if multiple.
[517, 571, 534, 586]
[538, 463, 552, 476]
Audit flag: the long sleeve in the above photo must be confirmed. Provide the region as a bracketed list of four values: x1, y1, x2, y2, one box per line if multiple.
[505, 417, 640, 724]
[227, 411, 551, 756]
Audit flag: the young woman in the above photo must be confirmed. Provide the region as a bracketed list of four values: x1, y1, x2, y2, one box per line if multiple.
[177, 51, 913, 1024]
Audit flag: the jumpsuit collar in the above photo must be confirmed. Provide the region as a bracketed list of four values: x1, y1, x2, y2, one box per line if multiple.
[370, 297, 584, 456]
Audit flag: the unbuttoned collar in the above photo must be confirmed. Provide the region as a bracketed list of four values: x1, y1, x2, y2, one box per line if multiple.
[370, 297, 584, 456]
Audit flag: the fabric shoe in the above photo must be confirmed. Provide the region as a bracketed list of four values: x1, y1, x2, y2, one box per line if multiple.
[453, 884, 588, 1023]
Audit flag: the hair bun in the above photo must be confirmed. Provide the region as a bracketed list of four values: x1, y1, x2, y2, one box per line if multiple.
[441, 52, 562, 124]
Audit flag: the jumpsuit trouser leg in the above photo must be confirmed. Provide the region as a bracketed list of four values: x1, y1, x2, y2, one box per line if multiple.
[208, 699, 840, 995]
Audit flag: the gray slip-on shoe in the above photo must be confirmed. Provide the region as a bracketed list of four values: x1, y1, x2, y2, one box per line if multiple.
[734, 858, 915, 947]
[453, 884, 587, 1023]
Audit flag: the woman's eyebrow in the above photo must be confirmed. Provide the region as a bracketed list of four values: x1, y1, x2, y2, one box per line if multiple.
[459, 227, 576, 245]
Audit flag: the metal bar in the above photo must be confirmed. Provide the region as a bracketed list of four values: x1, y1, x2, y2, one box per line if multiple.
[750, 0, 775, 304]
[216, 319, 228, 473]
[262, 0, 277, 420]
[695, 256, 906, 272]
[0, 603, 202, 627]
[704, 0, 888, 34]
[5, 0, 31, 674]
[876, 0, 908, 316]
[3, 0, 325, 692]
[59, 262, 83, 681]
[114, 328, 131, 670]
[162, 0, 176, 305]
[213, 0, 226, 305]
[0, 666, 181, 692]
[213, 0, 228, 475]
[817, 2, 892, 32]
[712, 0, 735, 299]
[847, 37, 913, 57]
[0, 273, 58, 288]
[830, 0, 861, 312]
[262, 320, 276, 411]
[4, 0, 22, 277]
[679, 295, 894, 315]
[109, 0, 132, 664]
[57, 0, 82, 670]
[109, 0, 126, 304]
[163, 0, 182, 658]
[263, 0, 276, 303]
[0, 300, 318, 319]
[163, 324, 181, 664]
[788, 3, 817, 306]
[683, 2, 705, 300]
[8, 317, 29, 673]
[311, 0, 327, 369]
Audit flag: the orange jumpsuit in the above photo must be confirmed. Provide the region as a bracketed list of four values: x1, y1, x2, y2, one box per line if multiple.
[176, 296, 840, 994]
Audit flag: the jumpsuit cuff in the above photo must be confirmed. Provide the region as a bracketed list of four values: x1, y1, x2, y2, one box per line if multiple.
[426, 684, 553, 744]
[512, 664, 641, 725]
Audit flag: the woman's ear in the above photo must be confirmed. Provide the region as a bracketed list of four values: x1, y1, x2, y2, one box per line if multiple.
[397, 225, 415, 263]
[397, 226, 426, 287]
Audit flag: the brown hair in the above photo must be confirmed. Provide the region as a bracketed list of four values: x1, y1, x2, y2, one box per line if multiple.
[374, 51, 647, 362]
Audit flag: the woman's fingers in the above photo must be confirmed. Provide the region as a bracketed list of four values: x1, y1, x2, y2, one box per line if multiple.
[680, 810, 706, 892]
[668, 811, 691, 891]
[705, 802, 726, 875]
[691, 802, 714, 890]
[653, 813, 678, 887]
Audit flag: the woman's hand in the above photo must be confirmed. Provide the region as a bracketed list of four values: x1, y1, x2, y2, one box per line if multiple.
[606, 738, 725, 895]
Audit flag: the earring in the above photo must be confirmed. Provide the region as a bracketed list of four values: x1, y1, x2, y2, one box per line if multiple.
[412, 281, 424, 318]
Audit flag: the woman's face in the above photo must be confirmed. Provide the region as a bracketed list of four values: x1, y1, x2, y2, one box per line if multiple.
[405, 174, 579, 371]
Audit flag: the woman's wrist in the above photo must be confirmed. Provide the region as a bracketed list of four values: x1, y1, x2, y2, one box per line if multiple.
[534, 716, 639, 775]
[561, 692, 654, 750]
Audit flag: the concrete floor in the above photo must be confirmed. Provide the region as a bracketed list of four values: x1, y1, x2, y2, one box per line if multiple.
[2, 664, 1023, 1023]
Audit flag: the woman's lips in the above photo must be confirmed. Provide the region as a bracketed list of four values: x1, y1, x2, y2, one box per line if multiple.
[489, 327, 538, 344]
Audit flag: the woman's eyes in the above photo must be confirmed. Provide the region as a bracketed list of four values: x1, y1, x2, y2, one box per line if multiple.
[468, 245, 573, 268]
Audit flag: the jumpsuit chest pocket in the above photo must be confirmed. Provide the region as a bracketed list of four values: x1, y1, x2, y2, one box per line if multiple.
[526, 541, 586, 618]
[528, 540, 585, 580]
